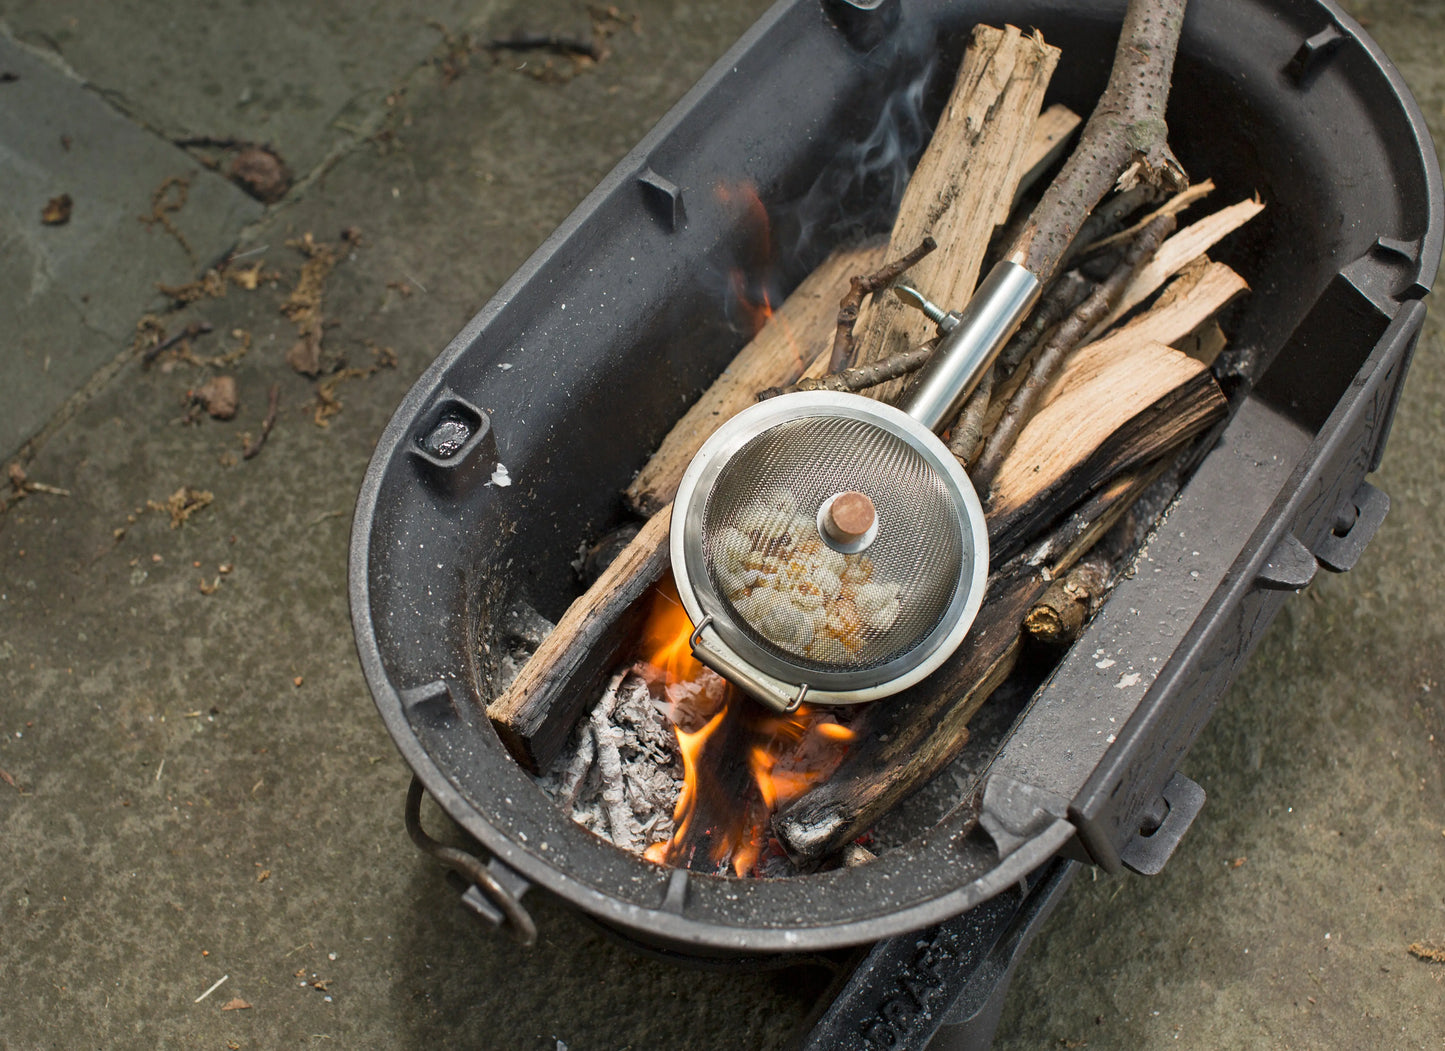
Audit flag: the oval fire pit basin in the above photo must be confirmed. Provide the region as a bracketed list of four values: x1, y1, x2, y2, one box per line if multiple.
[350, 0, 1440, 955]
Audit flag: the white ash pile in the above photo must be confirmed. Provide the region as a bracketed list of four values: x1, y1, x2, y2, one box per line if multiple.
[537, 664, 723, 854]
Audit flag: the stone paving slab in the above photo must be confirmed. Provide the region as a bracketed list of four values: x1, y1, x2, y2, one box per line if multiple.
[0, 32, 263, 460]
[0, 0, 507, 178]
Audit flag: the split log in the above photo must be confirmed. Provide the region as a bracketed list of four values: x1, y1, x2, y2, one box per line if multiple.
[772, 466, 1162, 866]
[1089, 195, 1264, 335]
[986, 338, 1228, 560]
[623, 241, 888, 518]
[970, 212, 1180, 493]
[1177, 317, 1228, 366]
[776, 97, 1079, 394]
[1042, 260, 1248, 407]
[849, 25, 1061, 399]
[488, 508, 672, 772]
[1081, 179, 1216, 256]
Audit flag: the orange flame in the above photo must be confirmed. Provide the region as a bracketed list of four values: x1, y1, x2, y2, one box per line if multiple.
[634, 580, 857, 876]
[715, 180, 793, 345]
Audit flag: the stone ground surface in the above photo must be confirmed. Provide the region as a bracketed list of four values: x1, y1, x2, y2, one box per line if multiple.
[0, 1, 1440, 1049]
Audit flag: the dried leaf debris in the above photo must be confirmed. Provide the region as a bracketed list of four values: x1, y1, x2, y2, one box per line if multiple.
[139, 175, 194, 259]
[229, 144, 292, 204]
[1408, 941, 1445, 963]
[310, 344, 397, 427]
[148, 486, 213, 529]
[41, 193, 73, 225]
[282, 233, 344, 377]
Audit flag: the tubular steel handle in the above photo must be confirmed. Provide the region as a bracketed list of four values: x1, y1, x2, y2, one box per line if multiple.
[898, 260, 1041, 432]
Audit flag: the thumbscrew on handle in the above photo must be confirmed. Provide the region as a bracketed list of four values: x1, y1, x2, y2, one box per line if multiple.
[893, 280, 962, 334]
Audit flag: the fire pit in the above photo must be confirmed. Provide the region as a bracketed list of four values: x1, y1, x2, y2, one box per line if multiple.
[349, 0, 1439, 1028]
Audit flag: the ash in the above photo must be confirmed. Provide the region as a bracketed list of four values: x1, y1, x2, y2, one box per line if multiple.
[536, 669, 682, 854]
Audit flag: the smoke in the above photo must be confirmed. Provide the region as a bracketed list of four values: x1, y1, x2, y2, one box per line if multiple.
[772, 35, 942, 273]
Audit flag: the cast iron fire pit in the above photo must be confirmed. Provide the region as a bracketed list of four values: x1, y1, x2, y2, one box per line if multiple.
[350, 0, 1438, 1039]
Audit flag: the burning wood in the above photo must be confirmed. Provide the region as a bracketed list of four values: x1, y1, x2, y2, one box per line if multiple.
[501, 0, 1261, 877]
[539, 582, 857, 877]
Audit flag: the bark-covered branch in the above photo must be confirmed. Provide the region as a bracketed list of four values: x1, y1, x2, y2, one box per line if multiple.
[827, 236, 936, 373]
[758, 346, 932, 400]
[1004, 0, 1189, 285]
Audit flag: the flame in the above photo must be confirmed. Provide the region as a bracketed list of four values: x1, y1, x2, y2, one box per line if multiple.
[634, 580, 857, 876]
[715, 180, 790, 343]
[637, 579, 704, 686]
[669, 708, 728, 850]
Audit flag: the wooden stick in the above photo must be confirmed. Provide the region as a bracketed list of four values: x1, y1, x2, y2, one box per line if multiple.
[1024, 557, 1112, 647]
[849, 25, 1061, 399]
[946, 364, 995, 467]
[623, 242, 887, 518]
[488, 508, 672, 772]
[972, 213, 1179, 493]
[1082, 179, 1216, 255]
[1002, 0, 1189, 288]
[1008, 104, 1083, 215]
[758, 346, 931, 400]
[827, 237, 936, 373]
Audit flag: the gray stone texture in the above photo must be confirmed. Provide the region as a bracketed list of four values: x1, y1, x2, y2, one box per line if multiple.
[0, 32, 262, 459]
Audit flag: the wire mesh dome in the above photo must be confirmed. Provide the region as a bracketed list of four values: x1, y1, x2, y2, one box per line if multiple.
[700, 414, 966, 675]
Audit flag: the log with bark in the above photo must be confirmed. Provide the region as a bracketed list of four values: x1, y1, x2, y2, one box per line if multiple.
[771, 464, 1170, 865]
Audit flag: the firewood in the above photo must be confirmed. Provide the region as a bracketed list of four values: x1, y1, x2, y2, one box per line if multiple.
[488, 508, 672, 772]
[827, 237, 937, 374]
[971, 212, 1180, 493]
[849, 25, 1061, 398]
[623, 242, 888, 518]
[1177, 317, 1228, 366]
[771, 466, 1162, 866]
[1024, 557, 1112, 647]
[1010, 104, 1083, 213]
[1022, 505, 1138, 647]
[1082, 179, 1216, 256]
[1001, 0, 1189, 290]
[758, 346, 931, 400]
[1089, 195, 1264, 336]
[986, 339, 1227, 559]
[1042, 260, 1247, 407]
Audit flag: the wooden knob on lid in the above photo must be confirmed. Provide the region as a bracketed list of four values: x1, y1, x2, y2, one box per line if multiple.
[821, 491, 876, 544]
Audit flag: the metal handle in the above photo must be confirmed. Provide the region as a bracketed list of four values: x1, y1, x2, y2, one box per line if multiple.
[689, 616, 808, 712]
[404, 776, 537, 945]
[897, 259, 1041, 432]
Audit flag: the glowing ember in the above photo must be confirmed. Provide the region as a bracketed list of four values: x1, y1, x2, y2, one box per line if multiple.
[635, 579, 856, 876]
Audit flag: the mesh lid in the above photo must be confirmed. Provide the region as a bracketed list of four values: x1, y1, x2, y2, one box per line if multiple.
[700, 414, 965, 675]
